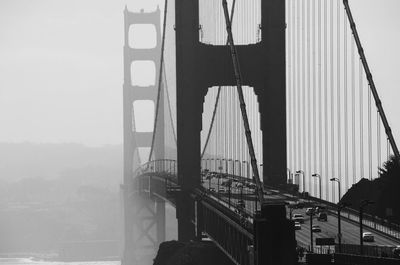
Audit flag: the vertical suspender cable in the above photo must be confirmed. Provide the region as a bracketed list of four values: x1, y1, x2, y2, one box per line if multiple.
[312, 0, 317, 192]
[324, 0, 329, 200]
[302, 0, 307, 191]
[307, 0, 312, 193]
[359, 57, 364, 178]
[344, 5, 349, 190]
[368, 82, 372, 179]
[337, 0, 342, 191]
[318, 0, 323, 198]
[343, 0, 400, 160]
[351, 29, 356, 184]
[297, 0, 302, 176]
[293, 0, 298, 173]
[330, 0, 335, 200]
[288, 0, 292, 174]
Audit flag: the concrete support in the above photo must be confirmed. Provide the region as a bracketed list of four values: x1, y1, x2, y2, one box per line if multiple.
[254, 203, 297, 265]
[156, 199, 166, 245]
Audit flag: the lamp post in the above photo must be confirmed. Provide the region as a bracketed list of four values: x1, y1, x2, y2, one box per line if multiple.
[337, 202, 351, 253]
[243, 160, 250, 179]
[287, 168, 292, 184]
[359, 200, 374, 255]
[296, 170, 305, 193]
[235, 159, 241, 177]
[312, 173, 321, 199]
[330, 177, 341, 203]
[310, 207, 315, 253]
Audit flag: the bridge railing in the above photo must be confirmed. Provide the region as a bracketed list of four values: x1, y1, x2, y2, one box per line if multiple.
[259, 181, 400, 242]
[302, 194, 400, 241]
[133, 159, 177, 180]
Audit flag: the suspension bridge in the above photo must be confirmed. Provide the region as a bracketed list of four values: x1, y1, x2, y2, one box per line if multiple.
[122, 1, 400, 264]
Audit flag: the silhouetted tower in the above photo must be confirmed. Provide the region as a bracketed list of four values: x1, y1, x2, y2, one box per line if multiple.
[122, 6, 165, 265]
[175, 0, 287, 241]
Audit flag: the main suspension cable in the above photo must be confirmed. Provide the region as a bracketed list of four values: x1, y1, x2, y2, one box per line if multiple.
[200, 0, 237, 159]
[343, 0, 400, 160]
[163, 62, 177, 146]
[148, 0, 168, 161]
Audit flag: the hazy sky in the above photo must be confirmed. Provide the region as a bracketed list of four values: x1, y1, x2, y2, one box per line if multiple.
[0, 0, 400, 147]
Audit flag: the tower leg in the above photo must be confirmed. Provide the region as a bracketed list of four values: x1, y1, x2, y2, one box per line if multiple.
[254, 204, 296, 265]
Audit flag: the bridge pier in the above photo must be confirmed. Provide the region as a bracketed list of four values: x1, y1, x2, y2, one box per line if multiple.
[176, 191, 196, 242]
[122, 188, 167, 265]
[254, 203, 297, 265]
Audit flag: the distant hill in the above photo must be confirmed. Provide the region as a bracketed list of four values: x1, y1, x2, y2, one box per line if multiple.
[0, 142, 122, 185]
[0, 143, 123, 255]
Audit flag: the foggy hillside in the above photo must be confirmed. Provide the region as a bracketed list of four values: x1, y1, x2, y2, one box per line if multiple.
[0, 143, 122, 257]
[0, 143, 122, 185]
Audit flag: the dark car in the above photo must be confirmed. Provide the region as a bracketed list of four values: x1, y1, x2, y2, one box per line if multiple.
[317, 212, 328, 221]
[393, 246, 400, 259]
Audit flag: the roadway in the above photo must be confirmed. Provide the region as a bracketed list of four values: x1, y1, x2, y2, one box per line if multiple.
[201, 171, 400, 249]
[293, 208, 400, 248]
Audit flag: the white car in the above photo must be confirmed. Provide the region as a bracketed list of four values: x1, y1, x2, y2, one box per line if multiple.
[292, 213, 304, 223]
[294, 222, 301, 230]
[362, 232, 374, 242]
[312, 225, 321, 233]
[305, 208, 315, 216]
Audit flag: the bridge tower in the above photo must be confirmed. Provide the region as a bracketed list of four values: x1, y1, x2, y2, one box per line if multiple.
[175, 0, 287, 241]
[122, 6, 166, 265]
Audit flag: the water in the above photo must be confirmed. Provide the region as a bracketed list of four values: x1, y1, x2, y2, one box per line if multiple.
[0, 258, 120, 265]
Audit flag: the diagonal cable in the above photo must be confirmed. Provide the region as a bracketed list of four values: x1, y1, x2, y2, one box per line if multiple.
[343, 0, 400, 160]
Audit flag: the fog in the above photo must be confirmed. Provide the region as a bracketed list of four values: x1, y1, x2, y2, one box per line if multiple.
[1, 0, 400, 263]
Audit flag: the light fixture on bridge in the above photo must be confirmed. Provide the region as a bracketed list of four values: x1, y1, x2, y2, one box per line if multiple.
[295, 170, 305, 193]
[311, 173, 321, 200]
[330, 177, 341, 203]
[359, 200, 375, 255]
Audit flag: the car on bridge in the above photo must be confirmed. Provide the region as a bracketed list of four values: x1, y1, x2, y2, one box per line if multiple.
[393, 246, 400, 258]
[305, 207, 315, 216]
[312, 225, 321, 233]
[293, 200, 305, 209]
[362, 232, 374, 242]
[218, 188, 227, 193]
[294, 222, 301, 230]
[235, 200, 245, 211]
[292, 214, 304, 223]
[317, 212, 328, 221]
[315, 206, 326, 213]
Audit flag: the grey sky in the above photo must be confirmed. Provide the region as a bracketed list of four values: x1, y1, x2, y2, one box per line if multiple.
[0, 0, 399, 147]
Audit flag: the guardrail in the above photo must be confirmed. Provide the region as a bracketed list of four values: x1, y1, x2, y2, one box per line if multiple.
[267, 183, 400, 242]
[304, 194, 400, 242]
[136, 160, 400, 242]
